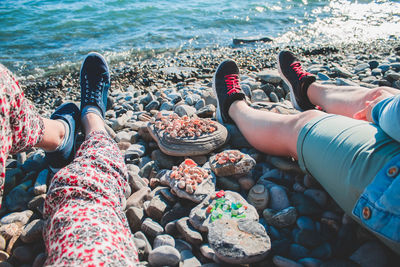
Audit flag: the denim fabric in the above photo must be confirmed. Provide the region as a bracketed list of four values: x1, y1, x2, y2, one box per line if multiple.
[372, 94, 400, 142]
[353, 154, 400, 242]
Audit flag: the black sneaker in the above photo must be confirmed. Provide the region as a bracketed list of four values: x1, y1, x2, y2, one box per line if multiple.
[46, 102, 80, 169]
[80, 52, 110, 118]
[213, 59, 246, 124]
[277, 51, 316, 111]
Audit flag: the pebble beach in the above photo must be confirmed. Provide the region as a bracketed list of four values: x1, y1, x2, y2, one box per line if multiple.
[1, 37, 399, 266]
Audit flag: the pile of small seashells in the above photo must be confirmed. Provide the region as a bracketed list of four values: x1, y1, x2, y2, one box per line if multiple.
[151, 112, 217, 138]
[170, 159, 210, 194]
[215, 150, 244, 165]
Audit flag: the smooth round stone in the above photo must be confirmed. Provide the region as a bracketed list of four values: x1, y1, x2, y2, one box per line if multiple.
[369, 60, 379, 69]
[295, 229, 323, 248]
[194, 99, 205, 110]
[174, 239, 192, 253]
[174, 104, 196, 117]
[371, 68, 382, 76]
[320, 259, 359, 267]
[298, 257, 322, 267]
[238, 175, 255, 191]
[32, 252, 46, 267]
[296, 216, 315, 231]
[378, 64, 390, 72]
[263, 207, 297, 228]
[289, 244, 310, 260]
[290, 193, 322, 216]
[251, 89, 268, 102]
[269, 186, 290, 211]
[354, 63, 370, 73]
[1, 210, 33, 225]
[269, 92, 279, 103]
[208, 219, 271, 264]
[317, 72, 330, 81]
[181, 250, 201, 267]
[304, 189, 327, 207]
[148, 245, 181, 266]
[13, 245, 34, 263]
[153, 234, 175, 248]
[160, 101, 174, 111]
[293, 182, 306, 193]
[310, 242, 332, 260]
[141, 218, 164, 238]
[21, 219, 44, 243]
[247, 184, 269, 212]
[349, 241, 387, 267]
[273, 255, 303, 267]
[200, 244, 215, 260]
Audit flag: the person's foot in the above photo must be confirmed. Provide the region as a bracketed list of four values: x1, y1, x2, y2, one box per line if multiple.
[80, 52, 110, 119]
[213, 59, 246, 124]
[277, 51, 316, 111]
[45, 103, 80, 169]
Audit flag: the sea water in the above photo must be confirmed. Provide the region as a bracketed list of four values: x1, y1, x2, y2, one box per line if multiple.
[1, 0, 399, 76]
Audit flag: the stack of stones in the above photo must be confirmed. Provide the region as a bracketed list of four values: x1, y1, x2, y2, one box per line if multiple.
[3, 40, 400, 266]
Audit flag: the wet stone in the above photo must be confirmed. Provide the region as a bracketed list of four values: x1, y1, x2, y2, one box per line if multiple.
[208, 219, 271, 264]
[148, 245, 181, 266]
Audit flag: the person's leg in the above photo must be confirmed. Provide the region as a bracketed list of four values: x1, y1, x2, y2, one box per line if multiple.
[0, 63, 72, 208]
[307, 83, 398, 118]
[277, 50, 399, 119]
[228, 100, 324, 158]
[43, 52, 138, 266]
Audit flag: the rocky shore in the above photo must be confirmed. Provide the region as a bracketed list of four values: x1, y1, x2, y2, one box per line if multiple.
[2, 38, 400, 266]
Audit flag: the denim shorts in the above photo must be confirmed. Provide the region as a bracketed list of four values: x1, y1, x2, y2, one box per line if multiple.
[297, 114, 400, 253]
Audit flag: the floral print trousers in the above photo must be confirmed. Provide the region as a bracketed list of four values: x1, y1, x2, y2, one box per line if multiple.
[0, 64, 138, 266]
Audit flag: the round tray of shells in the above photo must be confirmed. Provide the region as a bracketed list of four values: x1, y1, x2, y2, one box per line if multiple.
[148, 112, 228, 156]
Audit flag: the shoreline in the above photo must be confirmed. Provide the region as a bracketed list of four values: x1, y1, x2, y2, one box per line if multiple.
[20, 37, 400, 115]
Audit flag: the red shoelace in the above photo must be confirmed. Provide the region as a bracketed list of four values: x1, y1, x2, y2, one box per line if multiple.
[290, 61, 311, 80]
[224, 74, 241, 95]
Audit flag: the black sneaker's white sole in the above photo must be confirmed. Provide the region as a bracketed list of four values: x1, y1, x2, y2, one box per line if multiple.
[277, 54, 303, 111]
[212, 65, 224, 124]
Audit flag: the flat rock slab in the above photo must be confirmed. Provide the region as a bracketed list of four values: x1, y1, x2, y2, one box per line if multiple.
[208, 219, 271, 264]
[160, 171, 216, 203]
[189, 191, 258, 233]
[148, 121, 228, 157]
[209, 150, 256, 177]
